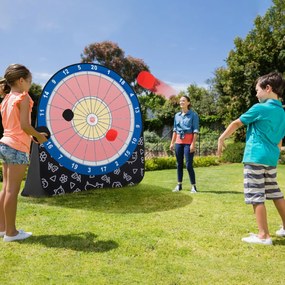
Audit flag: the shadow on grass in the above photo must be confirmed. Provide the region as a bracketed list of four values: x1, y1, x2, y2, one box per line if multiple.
[273, 239, 285, 246]
[21, 232, 118, 252]
[201, 190, 243, 195]
[22, 184, 193, 214]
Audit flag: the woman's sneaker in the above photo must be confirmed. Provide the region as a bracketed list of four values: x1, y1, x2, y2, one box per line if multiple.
[276, 226, 285, 237]
[190, 185, 197, 193]
[172, 185, 182, 192]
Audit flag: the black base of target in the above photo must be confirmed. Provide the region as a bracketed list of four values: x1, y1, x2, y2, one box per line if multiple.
[22, 135, 145, 197]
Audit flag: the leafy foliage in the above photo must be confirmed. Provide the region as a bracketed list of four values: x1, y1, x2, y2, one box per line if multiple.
[183, 85, 223, 130]
[279, 149, 285, 164]
[81, 41, 149, 94]
[145, 155, 219, 171]
[145, 156, 177, 171]
[139, 93, 181, 133]
[143, 130, 161, 143]
[198, 127, 220, 156]
[144, 130, 171, 157]
[213, 0, 285, 140]
[186, 84, 217, 116]
[221, 142, 245, 163]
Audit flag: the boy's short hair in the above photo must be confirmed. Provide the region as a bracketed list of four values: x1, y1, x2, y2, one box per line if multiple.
[256, 71, 285, 98]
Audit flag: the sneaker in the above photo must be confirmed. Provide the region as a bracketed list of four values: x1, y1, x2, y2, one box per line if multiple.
[0, 231, 5, 237]
[190, 185, 197, 193]
[3, 230, 32, 242]
[172, 185, 182, 192]
[276, 226, 285, 237]
[241, 233, 272, 245]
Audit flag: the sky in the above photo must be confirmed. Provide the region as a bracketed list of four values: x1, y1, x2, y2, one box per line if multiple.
[0, 0, 273, 92]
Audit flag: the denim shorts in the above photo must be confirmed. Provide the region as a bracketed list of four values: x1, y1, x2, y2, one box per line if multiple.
[0, 143, 30, 164]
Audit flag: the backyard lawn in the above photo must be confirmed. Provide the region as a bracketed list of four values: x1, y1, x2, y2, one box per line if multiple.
[1, 163, 285, 285]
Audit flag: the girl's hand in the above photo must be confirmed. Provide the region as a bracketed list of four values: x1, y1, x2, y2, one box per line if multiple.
[33, 132, 49, 144]
[170, 143, 174, 151]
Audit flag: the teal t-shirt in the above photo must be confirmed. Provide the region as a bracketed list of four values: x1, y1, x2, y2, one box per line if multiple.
[239, 99, 285, 166]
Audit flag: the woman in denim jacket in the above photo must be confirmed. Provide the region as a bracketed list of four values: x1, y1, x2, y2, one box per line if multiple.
[170, 95, 199, 193]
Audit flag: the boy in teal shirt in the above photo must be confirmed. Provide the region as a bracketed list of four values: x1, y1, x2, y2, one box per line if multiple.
[218, 72, 285, 245]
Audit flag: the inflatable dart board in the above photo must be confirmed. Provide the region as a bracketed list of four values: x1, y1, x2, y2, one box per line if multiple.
[23, 63, 144, 197]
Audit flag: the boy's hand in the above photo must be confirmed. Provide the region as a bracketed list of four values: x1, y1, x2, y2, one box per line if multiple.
[217, 137, 225, 157]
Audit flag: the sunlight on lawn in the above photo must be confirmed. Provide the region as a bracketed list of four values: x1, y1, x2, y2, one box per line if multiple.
[1, 164, 285, 285]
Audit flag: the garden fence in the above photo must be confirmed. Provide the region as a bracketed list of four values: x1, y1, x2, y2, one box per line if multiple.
[144, 130, 220, 159]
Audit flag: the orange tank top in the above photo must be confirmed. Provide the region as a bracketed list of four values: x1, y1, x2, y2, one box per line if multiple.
[0, 91, 34, 153]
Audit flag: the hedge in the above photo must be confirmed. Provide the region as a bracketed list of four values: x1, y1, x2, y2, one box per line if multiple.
[145, 155, 219, 171]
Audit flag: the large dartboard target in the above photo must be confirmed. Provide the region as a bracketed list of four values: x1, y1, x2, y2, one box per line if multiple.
[37, 63, 142, 176]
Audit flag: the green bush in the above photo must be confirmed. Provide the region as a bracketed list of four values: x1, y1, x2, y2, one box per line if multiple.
[145, 155, 220, 171]
[198, 128, 220, 156]
[145, 157, 177, 171]
[144, 119, 163, 132]
[145, 142, 164, 153]
[144, 130, 173, 157]
[193, 156, 220, 167]
[162, 141, 173, 157]
[279, 150, 285, 164]
[221, 142, 245, 163]
[144, 130, 161, 143]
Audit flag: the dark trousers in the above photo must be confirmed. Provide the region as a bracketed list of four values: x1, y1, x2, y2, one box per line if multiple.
[175, 143, 196, 185]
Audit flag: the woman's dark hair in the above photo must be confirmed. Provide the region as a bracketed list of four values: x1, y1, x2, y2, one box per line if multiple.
[257, 71, 285, 98]
[2, 64, 32, 95]
[181, 95, 191, 109]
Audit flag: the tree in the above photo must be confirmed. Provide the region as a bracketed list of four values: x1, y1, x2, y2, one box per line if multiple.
[183, 84, 223, 130]
[186, 84, 217, 116]
[81, 41, 149, 94]
[138, 93, 168, 133]
[156, 95, 180, 127]
[213, 0, 285, 140]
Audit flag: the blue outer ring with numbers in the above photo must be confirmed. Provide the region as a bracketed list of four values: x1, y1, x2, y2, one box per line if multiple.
[37, 63, 142, 175]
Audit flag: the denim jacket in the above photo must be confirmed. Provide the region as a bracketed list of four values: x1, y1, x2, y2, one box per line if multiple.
[173, 110, 199, 139]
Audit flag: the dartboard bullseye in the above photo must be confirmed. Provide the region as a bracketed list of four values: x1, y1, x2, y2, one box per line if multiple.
[37, 63, 142, 175]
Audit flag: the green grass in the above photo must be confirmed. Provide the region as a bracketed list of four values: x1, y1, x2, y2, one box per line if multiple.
[1, 163, 285, 284]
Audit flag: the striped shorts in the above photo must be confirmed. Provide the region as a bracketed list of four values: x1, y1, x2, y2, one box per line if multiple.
[244, 164, 284, 204]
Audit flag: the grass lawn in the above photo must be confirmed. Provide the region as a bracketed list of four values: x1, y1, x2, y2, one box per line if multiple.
[1, 163, 285, 284]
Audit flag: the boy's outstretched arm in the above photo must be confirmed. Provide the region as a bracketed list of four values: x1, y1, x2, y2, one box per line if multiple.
[217, 119, 243, 156]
